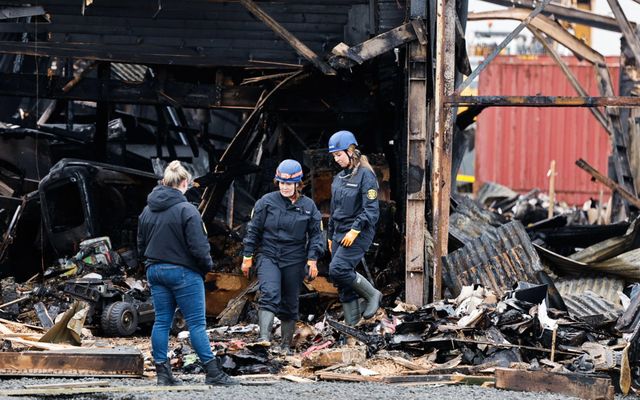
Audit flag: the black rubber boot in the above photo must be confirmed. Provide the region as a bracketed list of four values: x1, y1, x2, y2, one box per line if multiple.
[350, 273, 382, 319]
[279, 320, 296, 355]
[205, 357, 239, 386]
[155, 361, 181, 386]
[342, 299, 361, 326]
[257, 309, 275, 344]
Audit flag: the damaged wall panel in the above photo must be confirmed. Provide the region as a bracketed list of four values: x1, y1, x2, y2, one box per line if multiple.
[442, 221, 543, 297]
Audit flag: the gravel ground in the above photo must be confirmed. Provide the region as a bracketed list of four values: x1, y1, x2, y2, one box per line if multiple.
[0, 377, 635, 400]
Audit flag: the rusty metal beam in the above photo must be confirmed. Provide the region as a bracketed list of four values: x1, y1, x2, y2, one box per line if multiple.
[239, 0, 336, 76]
[576, 158, 640, 210]
[468, 9, 605, 65]
[528, 27, 613, 135]
[606, 0, 640, 65]
[481, 0, 629, 32]
[456, 0, 551, 94]
[431, 0, 456, 301]
[446, 96, 640, 107]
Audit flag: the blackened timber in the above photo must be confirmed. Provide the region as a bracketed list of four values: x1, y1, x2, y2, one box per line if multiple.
[606, 0, 640, 65]
[0, 348, 143, 377]
[431, 0, 456, 301]
[446, 96, 640, 107]
[481, 0, 628, 32]
[329, 23, 420, 69]
[576, 158, 640, 210]
[239, 0, 336, 75]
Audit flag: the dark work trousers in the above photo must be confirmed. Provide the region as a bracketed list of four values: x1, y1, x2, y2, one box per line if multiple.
[257, 256, 305, 320]
[329, 230, 373, 303]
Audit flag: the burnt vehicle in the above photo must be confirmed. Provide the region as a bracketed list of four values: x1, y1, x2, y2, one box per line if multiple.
[38, 158, 158, 256]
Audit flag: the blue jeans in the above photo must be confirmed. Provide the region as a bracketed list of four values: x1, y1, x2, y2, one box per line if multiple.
[147, 264, 213, 364]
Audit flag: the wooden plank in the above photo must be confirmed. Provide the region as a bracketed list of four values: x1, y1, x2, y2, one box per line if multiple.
[431, 0, 456, 300]
[303, 347, 366, 368]
[0, 348, 144, 377]
[605, 0, 640, 65]
[384, 374, 495, 385]
[0, 385, 212, 396]
[280, 375, 315, 383]
[317, 372, 382, 383]
[239, 0, 336, 75]
[576, 158, 640, 209]
[495, 368, 615, 400]
[405, 34, 428, 306]
[24, 380, 111, 389]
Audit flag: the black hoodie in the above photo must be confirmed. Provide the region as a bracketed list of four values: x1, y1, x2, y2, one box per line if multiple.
[137, 185, 214, 276]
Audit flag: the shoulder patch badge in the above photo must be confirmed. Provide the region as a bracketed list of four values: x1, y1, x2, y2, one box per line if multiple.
[367, 189, 378, 200]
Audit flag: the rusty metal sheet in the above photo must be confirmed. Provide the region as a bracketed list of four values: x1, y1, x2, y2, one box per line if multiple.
[555, 276, 625, 306]
[442, 221, 543, 297]
[475, 55, 620, 205]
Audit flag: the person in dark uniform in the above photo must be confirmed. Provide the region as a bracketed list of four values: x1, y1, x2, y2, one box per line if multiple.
[241, 159, 323, 352]
[327, 130, 382, 326]
[138, 160, 237, 386]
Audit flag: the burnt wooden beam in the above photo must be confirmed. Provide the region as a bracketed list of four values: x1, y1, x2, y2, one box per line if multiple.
[329, 22, 422, 69]
[0, 348, 143, 377]
[495, 368, 614, 400]
[239, 0, 336, 75]
[468, 10, 605, 65]
[456, 0, 551, 94]
[606, 0, 640, 65]
[447, 95, 640, 107]
[431, 0, 456, 301]
[576, 158, 640, 210]
[481, 0, 629, 32]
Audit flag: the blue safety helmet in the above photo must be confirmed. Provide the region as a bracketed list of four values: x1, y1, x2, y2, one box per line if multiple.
[275, 159, 303, 183]
[328, 130, 358, 153]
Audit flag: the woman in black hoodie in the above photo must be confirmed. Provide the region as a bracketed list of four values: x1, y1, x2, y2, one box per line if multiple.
[137, 160, 237, 386]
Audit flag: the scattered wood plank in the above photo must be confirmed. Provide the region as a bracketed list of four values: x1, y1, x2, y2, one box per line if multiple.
[317, 372, 382, 383]
[3, 337, 76, 351]
[387, 356, 425, 371]
[495, 368, 615, 400]
[280, 374, 315, 383]
[303, 347, 366, 368]
[24, 380, 111, 389]
[0, 385, 212, 397]
[0, 317, 45, 331]
[576, 158, 640, 209]
[384, 374, 494, 385]
[0, 347, 144, 377]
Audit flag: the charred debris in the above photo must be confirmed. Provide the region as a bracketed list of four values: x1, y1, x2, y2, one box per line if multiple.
[0, 0, 638, 398]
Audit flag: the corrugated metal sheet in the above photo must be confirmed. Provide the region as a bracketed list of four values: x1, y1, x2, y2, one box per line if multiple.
[442, 220, 543, 297]
[555, 276, 625, 305]
[475, 55, 621, 205]
[562, 292, 621, 322]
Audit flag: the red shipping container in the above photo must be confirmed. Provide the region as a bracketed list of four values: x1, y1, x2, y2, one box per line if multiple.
[475, 55, 620, 205]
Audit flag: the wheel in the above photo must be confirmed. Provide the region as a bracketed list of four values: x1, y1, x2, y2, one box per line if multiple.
[101, 301, 138, 337]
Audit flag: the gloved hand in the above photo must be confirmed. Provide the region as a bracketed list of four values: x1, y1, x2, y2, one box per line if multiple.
[241, 256, 253, 278]
[328, 239, 333, 255]
[306, 260, 318, 280]
[340, 229, 360, 247]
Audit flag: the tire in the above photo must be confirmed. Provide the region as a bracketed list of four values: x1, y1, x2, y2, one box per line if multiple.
[101, 301, 139, 337]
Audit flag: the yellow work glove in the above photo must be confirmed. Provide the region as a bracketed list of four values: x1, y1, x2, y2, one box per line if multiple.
[328, 239, 333, 255]
[241, 256, 253, 278]
[307, 260, 318, 279]
[340, 229, 360, 247]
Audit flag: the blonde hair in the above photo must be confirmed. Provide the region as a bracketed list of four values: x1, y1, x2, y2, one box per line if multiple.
[348, 144, 374, 174]
[163, 160, 192, 188]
